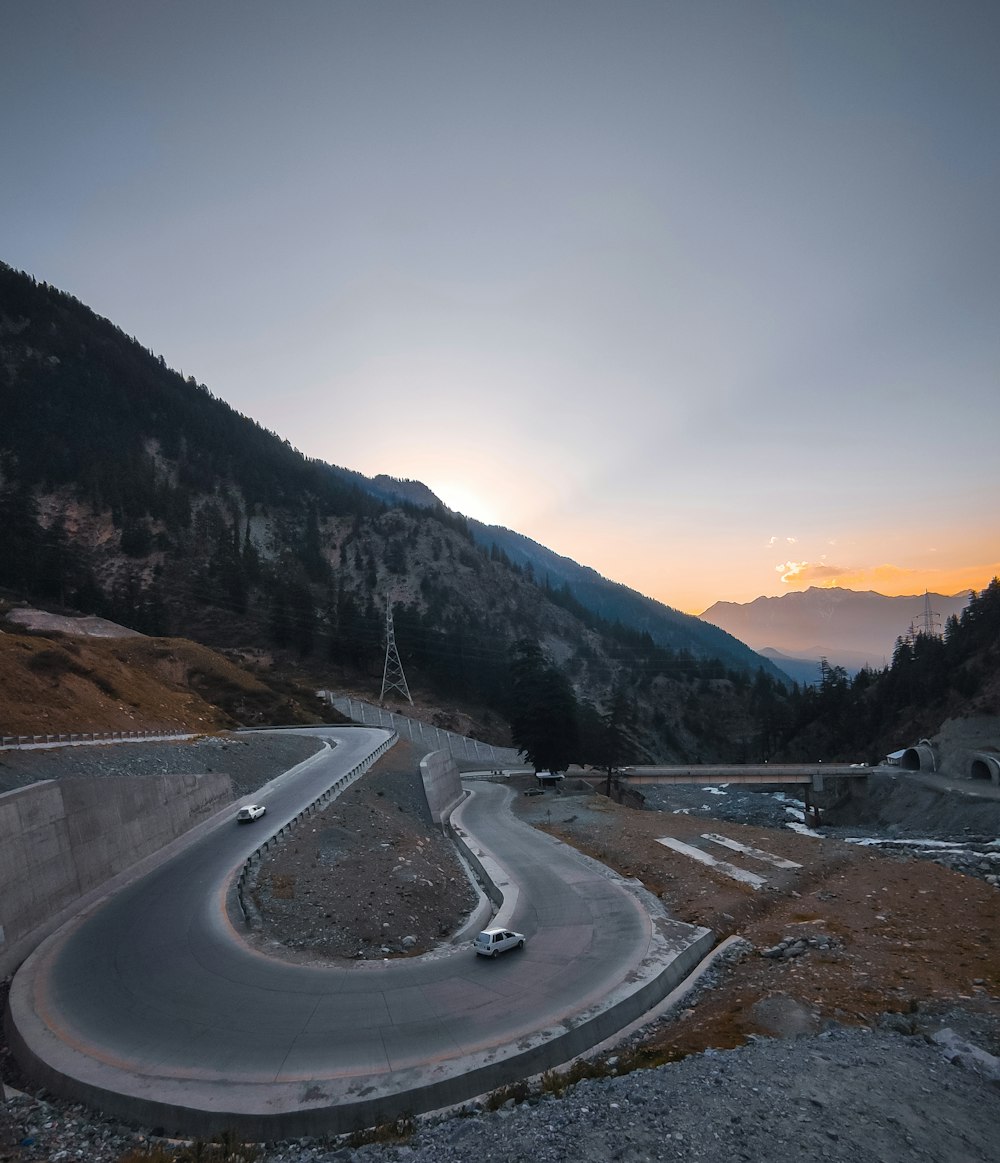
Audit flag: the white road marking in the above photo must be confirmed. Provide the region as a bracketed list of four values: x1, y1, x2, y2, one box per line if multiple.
[655, 837, 767, 889]
[702, 833, 802, 869]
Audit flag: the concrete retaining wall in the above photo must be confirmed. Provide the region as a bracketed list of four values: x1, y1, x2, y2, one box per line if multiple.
[0, 773, 231, 977]
[420, 749, 464, 824]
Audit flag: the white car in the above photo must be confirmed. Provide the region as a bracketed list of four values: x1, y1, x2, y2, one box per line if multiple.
[473, 928, 526, 958]
[236, 804, 267, 823]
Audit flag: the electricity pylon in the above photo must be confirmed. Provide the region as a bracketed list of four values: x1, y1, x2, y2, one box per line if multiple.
[916, 590, 942, 637]
[380, 595, 412, 704]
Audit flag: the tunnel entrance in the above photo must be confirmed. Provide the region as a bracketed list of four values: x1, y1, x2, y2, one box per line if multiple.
[900, 744, 935, 772]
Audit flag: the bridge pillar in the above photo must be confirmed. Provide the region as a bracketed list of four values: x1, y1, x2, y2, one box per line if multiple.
[802, 784, 822, 827]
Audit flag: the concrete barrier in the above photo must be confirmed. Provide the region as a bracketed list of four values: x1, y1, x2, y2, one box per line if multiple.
[0, 773, 231, 978]
[419, 749, 464, 824]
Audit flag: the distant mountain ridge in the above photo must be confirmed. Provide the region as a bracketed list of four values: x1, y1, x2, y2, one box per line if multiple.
[700, 587, 972, 672]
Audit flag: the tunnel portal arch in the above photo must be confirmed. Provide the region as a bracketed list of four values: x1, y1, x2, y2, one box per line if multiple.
[900, 743, 936, 772]
[970, 753, 1000, 783]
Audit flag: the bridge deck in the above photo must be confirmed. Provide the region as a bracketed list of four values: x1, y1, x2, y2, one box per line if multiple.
[618, 764, 868, 786]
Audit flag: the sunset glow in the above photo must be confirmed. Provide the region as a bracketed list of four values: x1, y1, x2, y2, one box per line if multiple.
[3, 2, 997, 616]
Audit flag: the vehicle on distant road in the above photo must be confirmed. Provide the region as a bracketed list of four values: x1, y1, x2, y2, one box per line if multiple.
[473, 928, 526, 958]
[236, 804, 266, 822]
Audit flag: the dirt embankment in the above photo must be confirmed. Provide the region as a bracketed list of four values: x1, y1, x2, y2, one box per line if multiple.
[0, 621, 331, 736]
[514, 786, 999, 1060]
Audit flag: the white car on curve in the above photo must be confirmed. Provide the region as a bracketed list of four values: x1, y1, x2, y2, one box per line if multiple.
[473, 928, 526, 958]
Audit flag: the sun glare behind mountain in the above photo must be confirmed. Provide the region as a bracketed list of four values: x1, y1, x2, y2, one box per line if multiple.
[427, 481, 505, 528]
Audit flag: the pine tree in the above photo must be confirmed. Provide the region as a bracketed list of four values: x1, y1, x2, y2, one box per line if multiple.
[507, 639, 580, 772]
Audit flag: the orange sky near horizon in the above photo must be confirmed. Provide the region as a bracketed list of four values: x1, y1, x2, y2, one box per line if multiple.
[423, 475, 999, 615]
[5, 2, 997, 619]
[479, 490, 999, 618]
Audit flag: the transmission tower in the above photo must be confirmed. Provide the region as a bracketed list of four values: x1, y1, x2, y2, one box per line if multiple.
[380, 596, 412, 704]
[915, 590, 942, 637]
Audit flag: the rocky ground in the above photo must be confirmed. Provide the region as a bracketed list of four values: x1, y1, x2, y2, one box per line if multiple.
[245, 739, 480, 962]
[2, 736, 1000, 1162]
[518, 778, 999, 1068]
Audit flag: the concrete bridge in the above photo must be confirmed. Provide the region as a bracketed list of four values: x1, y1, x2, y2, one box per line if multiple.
[613, 763, 872, 826]
[617, 763, 870, 793]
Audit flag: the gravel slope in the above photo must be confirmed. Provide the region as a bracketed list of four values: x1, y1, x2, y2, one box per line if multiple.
[246, 739, 480, 961]
[0, 731, 324, 797]
[3, 1024, 998, 1162]
[342, 1025, 1000, 1163]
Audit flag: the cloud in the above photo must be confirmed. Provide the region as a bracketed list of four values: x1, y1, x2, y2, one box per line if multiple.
[777, 560, 999, 596]
[777, 560, 845, 585]
[767, 535, 798, 548]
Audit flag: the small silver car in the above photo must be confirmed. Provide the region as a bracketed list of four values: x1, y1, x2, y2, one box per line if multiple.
[236, 803, 267, 823]
[473, 928, 526, 958]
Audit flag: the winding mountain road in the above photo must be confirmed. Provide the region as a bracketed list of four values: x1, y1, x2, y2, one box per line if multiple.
[7, 728, 711, 1138]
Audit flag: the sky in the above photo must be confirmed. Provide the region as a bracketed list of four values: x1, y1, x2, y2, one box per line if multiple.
[2, 1, 998, 614]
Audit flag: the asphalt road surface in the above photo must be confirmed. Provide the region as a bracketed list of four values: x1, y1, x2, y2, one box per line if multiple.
[7, 728, 709, 1138]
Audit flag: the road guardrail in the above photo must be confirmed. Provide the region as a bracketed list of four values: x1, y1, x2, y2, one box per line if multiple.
[235, 731, 399, 921]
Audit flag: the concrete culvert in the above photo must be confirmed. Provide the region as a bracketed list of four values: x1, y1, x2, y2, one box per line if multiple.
[970, 753, 1000, 783]
[901, 743, 936, 772]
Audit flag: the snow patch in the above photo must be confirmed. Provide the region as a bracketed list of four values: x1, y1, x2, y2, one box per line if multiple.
[785, 822, 823, 838]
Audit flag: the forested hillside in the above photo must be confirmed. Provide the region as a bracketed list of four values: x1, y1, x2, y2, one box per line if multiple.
[1, 262, 785, 763]
[2, 261, 994, 767]
[339, 470, 785, 680]
[769, 580, 1000, 761]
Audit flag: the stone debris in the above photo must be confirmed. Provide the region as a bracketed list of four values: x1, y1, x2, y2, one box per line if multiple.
[3, 1027, 1000, 1162]
[929, 1027, 1000, 1086]
[760, 934, 843, 960]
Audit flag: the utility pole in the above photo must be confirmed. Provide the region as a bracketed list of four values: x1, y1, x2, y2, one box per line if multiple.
[379, 596, 412, 705]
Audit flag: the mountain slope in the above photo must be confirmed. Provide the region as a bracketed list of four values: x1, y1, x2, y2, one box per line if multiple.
[4, 263, 996, 769]
[331, 473, 787, 682]
[1, 260, 788, 764]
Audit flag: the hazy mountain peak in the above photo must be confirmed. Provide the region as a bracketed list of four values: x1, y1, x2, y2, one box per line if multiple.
[701, 587, 972, 668]
[369, 475, 443, 509]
